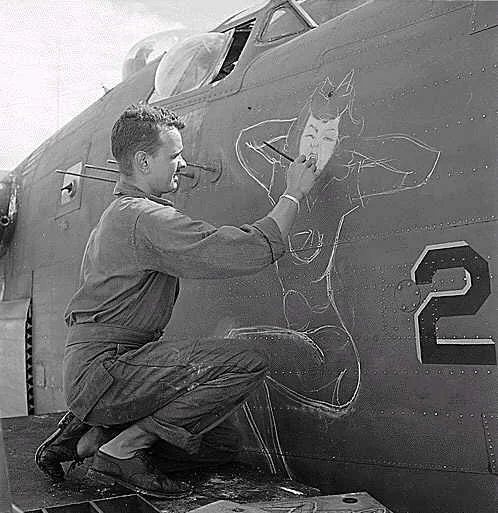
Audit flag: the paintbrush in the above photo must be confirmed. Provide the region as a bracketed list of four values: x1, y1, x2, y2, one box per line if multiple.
[263, 141, 294, 162]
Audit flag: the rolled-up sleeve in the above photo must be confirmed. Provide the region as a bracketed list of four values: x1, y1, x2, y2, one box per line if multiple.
[134, 205, 286, 279]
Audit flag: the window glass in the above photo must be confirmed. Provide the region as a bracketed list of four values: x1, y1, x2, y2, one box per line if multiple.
[151, 32, 232, 102]
[296, 0, 371, 25]
[212, 21, 254, 83]
[262, 6, 307, 42]
[60, 162, 82, 206]
[122, 29, 194, 81]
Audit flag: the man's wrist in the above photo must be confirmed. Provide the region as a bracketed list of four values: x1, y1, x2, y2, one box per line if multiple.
[283, 189, 304, 202]
[280, 193, 300, 212]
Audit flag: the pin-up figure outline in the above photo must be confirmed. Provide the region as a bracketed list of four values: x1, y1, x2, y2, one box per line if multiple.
[230, 70, 440, 476]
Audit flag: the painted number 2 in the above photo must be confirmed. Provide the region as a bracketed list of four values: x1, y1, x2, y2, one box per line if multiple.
[411, 241, 495, 365]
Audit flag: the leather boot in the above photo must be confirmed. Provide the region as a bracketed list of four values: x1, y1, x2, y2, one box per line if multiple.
[35, 411, 90, 481]
[88, 449, 192, 499]
[35, 412, 121, 481]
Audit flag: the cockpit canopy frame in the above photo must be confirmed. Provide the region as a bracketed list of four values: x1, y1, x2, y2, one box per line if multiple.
[149, 31, 234, 103]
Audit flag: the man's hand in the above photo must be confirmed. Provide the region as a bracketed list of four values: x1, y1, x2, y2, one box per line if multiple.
[284, 155, 320, 200]
[268, 155, 321, 239]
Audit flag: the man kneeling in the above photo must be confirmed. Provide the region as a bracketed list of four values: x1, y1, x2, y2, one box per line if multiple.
[35, 104, 320, 498]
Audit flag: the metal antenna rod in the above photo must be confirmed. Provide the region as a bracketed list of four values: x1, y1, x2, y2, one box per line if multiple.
[185, 162, 217, 173]
[85, 164, 119, 173]
[108, 158, 215, 173]
[55, 170, 116, 184]
[177, 169, 195, 179]
[57, 169, 195, 183]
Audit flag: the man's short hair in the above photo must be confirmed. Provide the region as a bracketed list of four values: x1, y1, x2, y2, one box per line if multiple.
[111, 104, 185, 175]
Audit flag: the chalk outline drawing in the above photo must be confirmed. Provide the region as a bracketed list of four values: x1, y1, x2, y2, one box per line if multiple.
[230, 69, 440, 476]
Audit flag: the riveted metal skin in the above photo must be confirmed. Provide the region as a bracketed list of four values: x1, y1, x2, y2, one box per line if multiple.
[469, 1, 498, 34]
[481, 413, 498, 475]
[2, 2, 497, 512]
[394, 279, 422, 313]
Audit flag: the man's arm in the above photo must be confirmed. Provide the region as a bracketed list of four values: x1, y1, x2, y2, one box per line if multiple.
[267, 155, 317, 239]
[135, 156, 319, 279]
[135, 208, 285, 279]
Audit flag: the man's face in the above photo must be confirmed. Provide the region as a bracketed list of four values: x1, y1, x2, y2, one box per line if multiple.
[146, 127, 186, 195]
[299, 113, 340, 172]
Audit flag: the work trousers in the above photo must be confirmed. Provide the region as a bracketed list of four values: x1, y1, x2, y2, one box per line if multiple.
[64, 325, 269, 458]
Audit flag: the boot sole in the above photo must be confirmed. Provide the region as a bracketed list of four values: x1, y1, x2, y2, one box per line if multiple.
[87, 467, 191, 499]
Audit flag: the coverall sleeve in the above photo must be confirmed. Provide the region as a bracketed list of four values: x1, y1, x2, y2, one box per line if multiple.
[134, 205, 286, 279]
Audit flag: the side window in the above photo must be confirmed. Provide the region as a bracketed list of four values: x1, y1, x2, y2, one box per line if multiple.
[59, 162, 82, 206]
[261, 5, 307, 42]
[55, 160, 84, 219]
[212, 20, 255, 83]
[54, 141, 91, 219]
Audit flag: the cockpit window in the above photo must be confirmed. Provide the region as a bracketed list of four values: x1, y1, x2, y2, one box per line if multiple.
[296, 0, 372, 25]
[261, 4, 308, 42]
[122, 30, 194, 81]
[212, 20, 254, 83]
[149, 32, 232, 102]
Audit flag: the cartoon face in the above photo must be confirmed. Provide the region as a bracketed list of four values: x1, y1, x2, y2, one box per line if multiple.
[299, 113, 340, 171]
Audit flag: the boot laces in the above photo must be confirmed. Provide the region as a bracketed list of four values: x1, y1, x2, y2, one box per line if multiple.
[66, 454, 84, 475]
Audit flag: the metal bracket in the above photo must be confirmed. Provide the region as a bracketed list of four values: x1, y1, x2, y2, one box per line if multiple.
[24, 493, 162, 512]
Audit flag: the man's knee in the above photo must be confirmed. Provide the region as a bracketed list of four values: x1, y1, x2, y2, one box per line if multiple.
[193, 337, 268, 374]
[237, 347, 268, 375]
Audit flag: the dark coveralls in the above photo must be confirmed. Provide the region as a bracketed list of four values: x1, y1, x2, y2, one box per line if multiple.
[63, 182, 285, 467]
